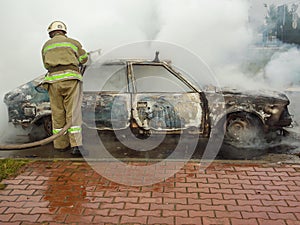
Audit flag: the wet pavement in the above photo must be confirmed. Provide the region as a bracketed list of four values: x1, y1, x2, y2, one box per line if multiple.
[1, 160, 300, 225]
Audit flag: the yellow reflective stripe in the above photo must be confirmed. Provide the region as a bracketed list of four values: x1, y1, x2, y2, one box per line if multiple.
[53, 128, 62, 134]
[54, 127, 81, 134]
[53, 128, 68, 135]
[68, 126, 81, 134]
[79, 53, 88, 63]
[43, 42, 78, 53]
[45, 72, 82, 81]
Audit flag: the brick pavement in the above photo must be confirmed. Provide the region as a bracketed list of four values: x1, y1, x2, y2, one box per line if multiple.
[0, 160, 300, 225]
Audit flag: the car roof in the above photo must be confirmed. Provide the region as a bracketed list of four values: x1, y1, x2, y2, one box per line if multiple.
[97, 59, 171, 66]
[90, 58, 201, 93]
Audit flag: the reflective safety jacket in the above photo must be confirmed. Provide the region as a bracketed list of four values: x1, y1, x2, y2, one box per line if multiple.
[42, 33, 88, 83]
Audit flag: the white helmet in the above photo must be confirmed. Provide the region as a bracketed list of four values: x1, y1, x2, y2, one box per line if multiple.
[47, 21, 67, 33]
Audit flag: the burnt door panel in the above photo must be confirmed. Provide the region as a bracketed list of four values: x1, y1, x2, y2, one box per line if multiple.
[133, 93, 202, 131]
[82, 92, 131, 130]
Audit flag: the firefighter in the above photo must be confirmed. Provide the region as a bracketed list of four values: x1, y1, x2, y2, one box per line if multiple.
[41, 21, 88, 156]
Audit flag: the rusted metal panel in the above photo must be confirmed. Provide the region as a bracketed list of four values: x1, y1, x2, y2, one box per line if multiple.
[82, 92, 131, 130]
[4, 76, 50, 125]
[205, 88, 292, 131]
[132, 93, 202, 132]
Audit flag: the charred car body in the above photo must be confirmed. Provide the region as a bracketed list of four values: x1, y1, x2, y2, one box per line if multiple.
[3, 55, 292, 158]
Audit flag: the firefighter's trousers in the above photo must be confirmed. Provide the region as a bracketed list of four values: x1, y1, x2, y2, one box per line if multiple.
[48, 80, 83, 149]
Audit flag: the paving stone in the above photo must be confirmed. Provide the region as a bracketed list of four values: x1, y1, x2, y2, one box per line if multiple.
[0, 160, 299, 224]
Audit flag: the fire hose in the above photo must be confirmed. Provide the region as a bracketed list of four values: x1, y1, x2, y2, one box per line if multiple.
[0, 120, 71, 150]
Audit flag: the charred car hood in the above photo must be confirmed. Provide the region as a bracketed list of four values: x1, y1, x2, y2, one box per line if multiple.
[219, 87, 290, 103]
[4, 75, 48, 105]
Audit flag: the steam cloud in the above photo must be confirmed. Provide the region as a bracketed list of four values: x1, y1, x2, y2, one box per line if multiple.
[265, 47, 300, 89]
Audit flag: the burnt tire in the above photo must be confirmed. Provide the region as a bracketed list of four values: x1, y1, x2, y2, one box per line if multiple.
[29, 116, 52, 142]
[43, 116, 52, 137]
[225, 113, 263, 144]
[220, 112, 267, 160]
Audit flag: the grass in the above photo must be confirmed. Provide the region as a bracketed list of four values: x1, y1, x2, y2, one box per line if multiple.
[0, 158, 29, 189]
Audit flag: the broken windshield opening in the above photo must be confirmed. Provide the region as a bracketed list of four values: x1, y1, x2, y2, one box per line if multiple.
[132, 65, 193, 93]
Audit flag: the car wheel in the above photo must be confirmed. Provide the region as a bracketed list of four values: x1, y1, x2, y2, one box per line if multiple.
[29, 116, 52, 142]
[225, 113, 263, 144]
[220, 112, 267, 160]
[43, 116, 52, 137]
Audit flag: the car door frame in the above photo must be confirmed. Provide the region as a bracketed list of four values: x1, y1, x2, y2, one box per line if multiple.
[128, 60, 209, 135]
[82, 62, 132, 131]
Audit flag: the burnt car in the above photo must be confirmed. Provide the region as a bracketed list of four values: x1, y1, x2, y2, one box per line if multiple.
[3, 55, 292, 158]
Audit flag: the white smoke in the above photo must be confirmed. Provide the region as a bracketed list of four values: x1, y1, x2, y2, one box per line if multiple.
[157, 0, 252, 67]
[265, 47, 300, 89]
[262, 46, 300, 128]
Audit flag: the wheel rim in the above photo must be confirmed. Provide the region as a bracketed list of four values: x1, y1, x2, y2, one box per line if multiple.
[226, 115, 258, 143]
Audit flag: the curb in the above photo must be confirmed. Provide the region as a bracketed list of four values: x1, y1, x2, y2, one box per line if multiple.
[7, 156, 300, 165]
